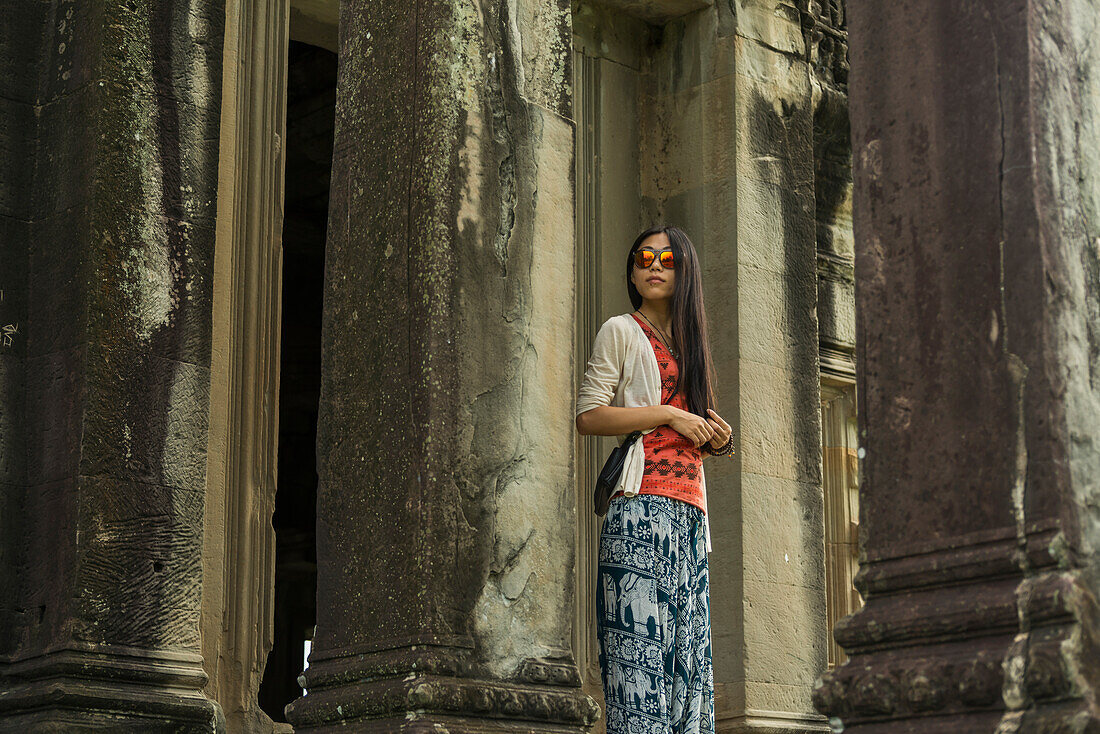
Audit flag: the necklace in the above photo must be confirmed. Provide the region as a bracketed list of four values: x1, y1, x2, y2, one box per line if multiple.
[635, 310, 678, 359]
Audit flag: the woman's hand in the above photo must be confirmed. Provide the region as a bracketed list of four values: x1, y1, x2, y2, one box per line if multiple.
[667, 406, 719, 448]
[704, 408, 732, 453]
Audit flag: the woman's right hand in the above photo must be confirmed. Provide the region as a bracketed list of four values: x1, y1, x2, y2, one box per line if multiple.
[666, 406, 718, 448]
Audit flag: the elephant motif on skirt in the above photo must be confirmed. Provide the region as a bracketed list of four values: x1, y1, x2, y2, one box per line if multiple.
[616, 663, 660, 710]
[617, 572, 657, 636]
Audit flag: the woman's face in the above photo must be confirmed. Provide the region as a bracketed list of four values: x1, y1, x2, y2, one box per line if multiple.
[631, 232, 676, 302]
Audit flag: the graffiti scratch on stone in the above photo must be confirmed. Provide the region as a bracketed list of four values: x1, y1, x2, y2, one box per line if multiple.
[2, 322, 18, 347]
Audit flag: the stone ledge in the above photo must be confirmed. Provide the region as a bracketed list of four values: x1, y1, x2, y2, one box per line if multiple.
[719, 708, 831, 734]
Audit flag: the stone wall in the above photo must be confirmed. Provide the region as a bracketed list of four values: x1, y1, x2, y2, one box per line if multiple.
[636, 2, 832, 730]
[718, 2, 831, 727]
[571, 1, 844, 730]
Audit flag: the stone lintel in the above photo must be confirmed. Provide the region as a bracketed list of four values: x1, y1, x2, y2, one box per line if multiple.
[596, 0, 711, 25]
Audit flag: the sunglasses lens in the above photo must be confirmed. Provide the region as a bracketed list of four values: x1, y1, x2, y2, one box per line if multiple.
[659, 251, 675, 269]
[634, 250, 655, 268]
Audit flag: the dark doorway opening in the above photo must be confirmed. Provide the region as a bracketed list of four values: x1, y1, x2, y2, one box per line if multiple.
[258, 39, 337, 723]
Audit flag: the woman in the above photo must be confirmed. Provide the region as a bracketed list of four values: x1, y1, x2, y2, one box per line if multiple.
[575, 224, 733, 734]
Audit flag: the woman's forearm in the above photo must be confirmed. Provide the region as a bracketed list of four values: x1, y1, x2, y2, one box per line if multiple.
[576, 405, 672, 436]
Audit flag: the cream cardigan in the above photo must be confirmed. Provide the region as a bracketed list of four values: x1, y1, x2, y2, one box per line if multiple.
[576, 313, 712, 552]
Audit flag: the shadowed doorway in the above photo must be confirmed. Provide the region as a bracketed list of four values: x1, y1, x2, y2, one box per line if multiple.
[258, 38, 336, 723]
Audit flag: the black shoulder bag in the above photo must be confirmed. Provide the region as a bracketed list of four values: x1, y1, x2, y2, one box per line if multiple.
[593, 430, 642, 517]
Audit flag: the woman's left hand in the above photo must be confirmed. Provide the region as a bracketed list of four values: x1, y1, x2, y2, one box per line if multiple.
[705, 409, 732, 452]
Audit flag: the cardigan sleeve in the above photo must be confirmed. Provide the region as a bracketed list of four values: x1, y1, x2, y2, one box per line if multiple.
[575, 317, 624, 418]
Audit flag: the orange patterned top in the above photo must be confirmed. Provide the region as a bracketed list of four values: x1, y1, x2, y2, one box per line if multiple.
[612, 313, 705, 515]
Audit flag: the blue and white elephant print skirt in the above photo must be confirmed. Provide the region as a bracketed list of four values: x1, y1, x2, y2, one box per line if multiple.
[596, 494, 715, 733]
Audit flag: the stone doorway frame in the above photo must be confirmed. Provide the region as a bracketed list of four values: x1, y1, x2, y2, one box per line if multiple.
[202, 0, 290, 730]
[819, 377, 860, 668]
[572, 42, 605, 717]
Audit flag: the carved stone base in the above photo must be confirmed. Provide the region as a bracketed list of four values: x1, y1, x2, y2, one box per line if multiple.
[814, 532, 1100, 732]
[287, 705, 595, 734]
[0, 644, 224, 733]
[285, 647, 598, 732]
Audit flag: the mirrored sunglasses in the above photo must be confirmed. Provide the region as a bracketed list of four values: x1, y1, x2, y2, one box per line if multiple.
[633, 249, 675, 269]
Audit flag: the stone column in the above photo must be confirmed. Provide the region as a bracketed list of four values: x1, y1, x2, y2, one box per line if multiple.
[0, 0, 226, 731]
[284, 1, 598, 731]
[814, 0, 1100, 731]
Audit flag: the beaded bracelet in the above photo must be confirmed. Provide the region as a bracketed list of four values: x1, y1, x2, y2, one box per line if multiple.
[704, 434, 735, 457]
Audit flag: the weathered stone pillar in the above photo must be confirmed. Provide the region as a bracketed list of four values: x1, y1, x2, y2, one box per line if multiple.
[814, 1, 1100, 731]
[284, 1, 597, 731]
[0, 1, 226, 731]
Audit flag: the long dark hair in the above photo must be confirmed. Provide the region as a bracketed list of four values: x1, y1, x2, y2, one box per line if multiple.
[626, 224, 718, 417]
